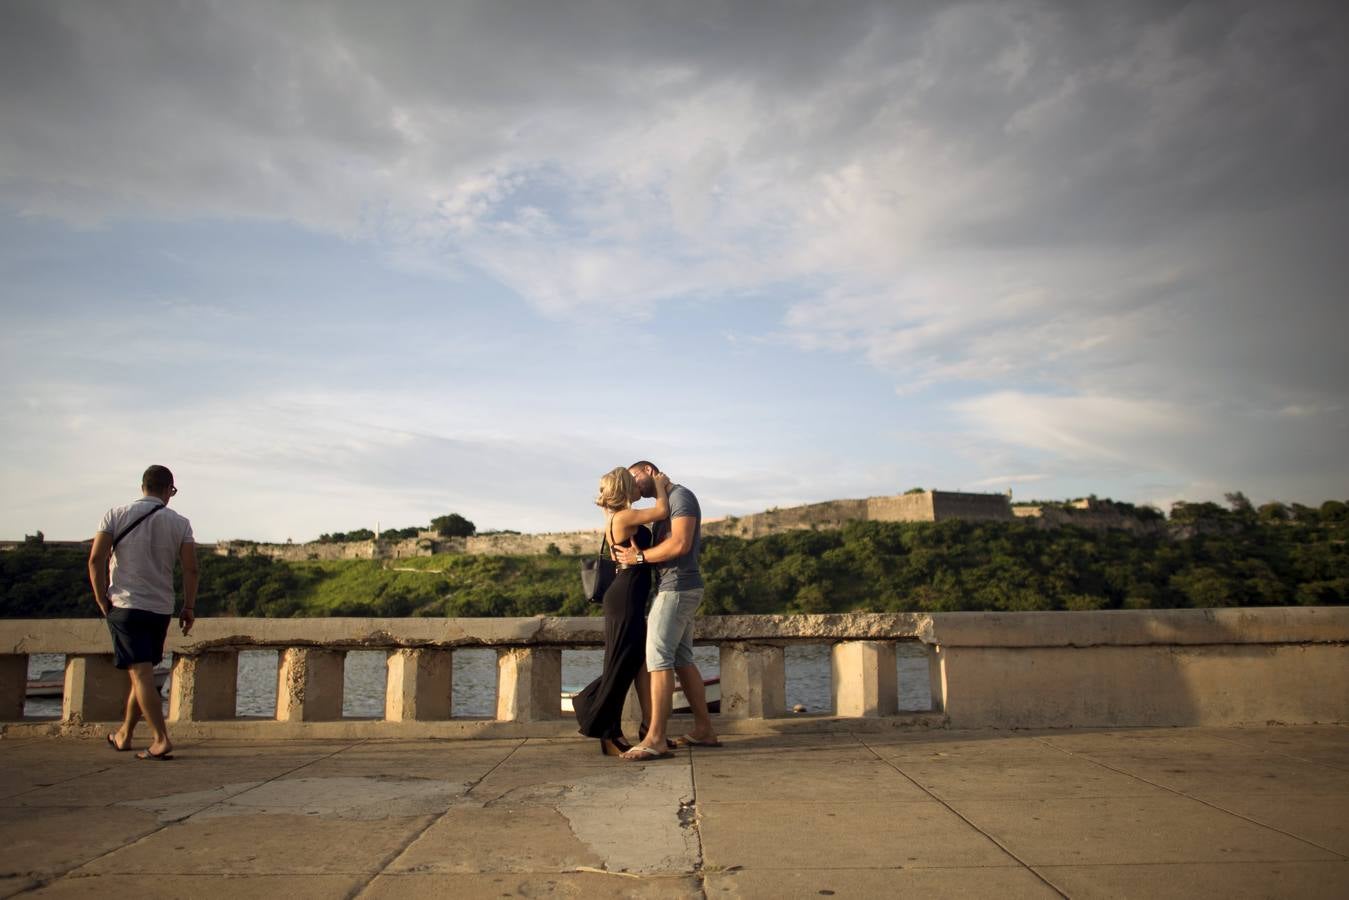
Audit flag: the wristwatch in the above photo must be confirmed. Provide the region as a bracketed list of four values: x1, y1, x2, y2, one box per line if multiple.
[635, 551, 645, 564]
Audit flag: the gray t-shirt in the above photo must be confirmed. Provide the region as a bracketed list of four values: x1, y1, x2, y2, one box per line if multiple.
[97, 497, 195, 615]
[652, 485, 703, 592]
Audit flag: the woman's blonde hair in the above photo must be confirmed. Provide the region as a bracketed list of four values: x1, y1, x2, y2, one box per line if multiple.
[596, 466, 638, 511]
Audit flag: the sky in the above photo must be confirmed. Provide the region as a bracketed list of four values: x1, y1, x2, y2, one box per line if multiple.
[2, 0, 1346, 543]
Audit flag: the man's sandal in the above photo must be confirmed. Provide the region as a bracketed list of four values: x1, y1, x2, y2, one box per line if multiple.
[136, 749, 174, 761]
[672, 734, 723, 748]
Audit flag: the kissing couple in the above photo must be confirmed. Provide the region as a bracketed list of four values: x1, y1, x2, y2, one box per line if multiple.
[571, 460, 721, 759]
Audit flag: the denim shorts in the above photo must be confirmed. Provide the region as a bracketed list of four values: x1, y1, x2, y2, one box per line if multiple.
[646, 589, 703, 671]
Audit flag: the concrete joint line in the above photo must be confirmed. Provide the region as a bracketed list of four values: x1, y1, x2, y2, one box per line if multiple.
[1, 764, 115, 804]
[175, 738, 373, 823]
[1032, 737, 1349, 861]
[347, 738, 527, 900]
[1205, 729, 1349, 776]
[860, 738, 1070, 899]
[687, 752, 708, 898]
[5, 740, 371, 895]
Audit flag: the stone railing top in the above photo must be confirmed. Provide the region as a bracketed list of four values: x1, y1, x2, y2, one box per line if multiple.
[1, 607, 1346, 655]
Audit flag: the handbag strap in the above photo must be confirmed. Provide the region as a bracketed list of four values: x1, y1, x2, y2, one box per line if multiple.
[112, 503, 166, 550]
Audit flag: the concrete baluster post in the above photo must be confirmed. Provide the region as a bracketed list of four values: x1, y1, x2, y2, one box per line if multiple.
[385, 648, 453, 721]
[926, 644, 947, 713]
[276, 647, 346, 721]
[719, 642, 786, 719]
[0, 654, 27, 721]
[621, 682, 643, 728]
[495, 647, 562, 722]
[62, 654, 127, 722]
[169, 651, 239, 721]
[831, 641, 898, 718]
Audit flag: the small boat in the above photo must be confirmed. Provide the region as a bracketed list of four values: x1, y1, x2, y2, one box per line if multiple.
[26, 666, 170, 699]
[561, 676, 720, 714]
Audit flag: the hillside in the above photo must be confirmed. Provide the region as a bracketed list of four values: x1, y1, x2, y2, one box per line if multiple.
[3, 500, 1345, 618]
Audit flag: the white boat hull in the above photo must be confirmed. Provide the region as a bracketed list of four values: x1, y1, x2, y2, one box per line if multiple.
[26, 666, 169, 700]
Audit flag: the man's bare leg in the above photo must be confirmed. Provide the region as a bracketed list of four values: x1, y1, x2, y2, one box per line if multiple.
[128, 662, 171, 756]
[674, 663, 718, 743]
[110, 679, 141, 750]
[624, 669, 674, 757]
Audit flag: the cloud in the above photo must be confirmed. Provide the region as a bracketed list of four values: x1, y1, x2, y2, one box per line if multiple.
[967, 474, 1049, 489]
[1, 0, 1345, 523]
[953, 391, 1194, 467]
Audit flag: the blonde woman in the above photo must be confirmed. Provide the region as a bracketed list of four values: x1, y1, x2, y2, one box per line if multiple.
[572, 466, 670, 756]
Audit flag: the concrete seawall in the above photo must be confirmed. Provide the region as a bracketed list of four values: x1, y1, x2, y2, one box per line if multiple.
[3, 608, 1345, 737]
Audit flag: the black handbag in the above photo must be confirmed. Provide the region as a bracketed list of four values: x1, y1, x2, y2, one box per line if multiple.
[580, 528, 616, 605]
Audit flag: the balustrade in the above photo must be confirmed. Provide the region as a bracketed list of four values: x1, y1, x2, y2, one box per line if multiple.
[2, 608, 1345, 733]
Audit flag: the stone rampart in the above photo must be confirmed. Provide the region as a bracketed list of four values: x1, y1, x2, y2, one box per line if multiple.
[866, 493, 935, 522]
[205, 489, 1156, 561]
[703, 500, 869, 538]
[465, 530, 603, 556]
[216, 530, 606, 562]
[217, 537, 448, 562]
[704, 490, 1012, 538]
[929, 491, 1014, 522]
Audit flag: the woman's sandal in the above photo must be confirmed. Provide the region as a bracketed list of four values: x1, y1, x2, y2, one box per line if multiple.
[636, 724, 679, 751]
[136, 749, 174, 761]
[106, 734, 130, 752]
[620, 745, 673, 761]
[600, 737, 633, 757]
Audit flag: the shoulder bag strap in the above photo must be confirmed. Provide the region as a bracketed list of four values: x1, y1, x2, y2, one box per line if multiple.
[112, 504, 166, 550]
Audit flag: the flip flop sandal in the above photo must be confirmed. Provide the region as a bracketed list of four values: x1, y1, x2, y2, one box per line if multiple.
[106, 734, 130, 752]
[673, 734, 723, 748]
[136, 750, 174, 761]
[638, 724, 679, 751]
[620, 745, 673, 761]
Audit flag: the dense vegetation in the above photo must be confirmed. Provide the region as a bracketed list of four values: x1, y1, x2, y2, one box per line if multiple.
[702, 505, 1347, 614]
[3, 497, 1345, 618]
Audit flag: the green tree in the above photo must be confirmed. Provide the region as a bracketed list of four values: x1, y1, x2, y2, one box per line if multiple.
[431, 513, 476, 537]
[1258, 502, 1290, 523]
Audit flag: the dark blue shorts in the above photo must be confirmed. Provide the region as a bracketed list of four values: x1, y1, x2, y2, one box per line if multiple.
[105, 607, 171, 669]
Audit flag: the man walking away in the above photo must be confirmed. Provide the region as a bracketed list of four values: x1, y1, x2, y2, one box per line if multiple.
[88, 464, 197, 760]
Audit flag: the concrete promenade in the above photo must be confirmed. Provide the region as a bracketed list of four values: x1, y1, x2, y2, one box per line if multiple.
[2, 726, 1347, 898]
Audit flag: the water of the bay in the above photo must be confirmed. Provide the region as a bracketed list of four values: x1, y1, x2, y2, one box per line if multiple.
[25, 643, 932, 719]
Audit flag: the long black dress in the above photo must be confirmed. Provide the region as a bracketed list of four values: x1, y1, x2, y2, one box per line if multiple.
[572, 522, 652, 739]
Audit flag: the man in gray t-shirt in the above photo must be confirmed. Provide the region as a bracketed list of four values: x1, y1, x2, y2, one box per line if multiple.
[614, 460, 719, 758]
[89, 465, 198, 760]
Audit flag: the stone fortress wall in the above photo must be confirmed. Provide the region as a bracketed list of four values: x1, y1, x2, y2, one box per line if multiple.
[701, 490, 1014, 539]
[216, 529, 607, 562]
[209, 489, 1161, 561]
[1012, 497, 1165, 536]
[1, 491, 1163, 561]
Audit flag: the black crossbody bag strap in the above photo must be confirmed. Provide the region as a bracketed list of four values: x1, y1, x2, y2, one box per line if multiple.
[112, 504, 165, 550]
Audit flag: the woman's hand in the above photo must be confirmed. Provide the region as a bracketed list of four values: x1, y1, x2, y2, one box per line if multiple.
[655, 473, 672, 493]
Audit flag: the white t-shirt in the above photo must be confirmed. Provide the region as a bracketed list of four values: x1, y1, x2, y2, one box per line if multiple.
[96, 497, 195, 615]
